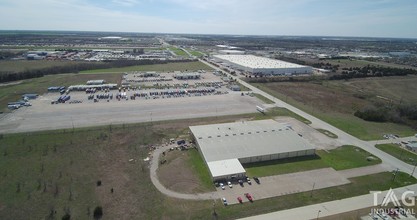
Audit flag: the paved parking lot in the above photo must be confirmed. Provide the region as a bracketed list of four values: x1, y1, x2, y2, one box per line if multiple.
[274, 117, 342, 150]
[0, 92, 262, 133]
[216, 168, 350, 205]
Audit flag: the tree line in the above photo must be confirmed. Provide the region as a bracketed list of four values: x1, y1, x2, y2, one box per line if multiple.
[330, 65, 417, 80]
[0, 59, 197, 83]
[354, 103, 417, 128]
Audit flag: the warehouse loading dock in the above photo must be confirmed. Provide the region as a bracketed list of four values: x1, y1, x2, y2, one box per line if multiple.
[190, 119, 316, 181]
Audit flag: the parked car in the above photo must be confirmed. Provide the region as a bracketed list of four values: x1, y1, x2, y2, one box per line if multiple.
[227, 181, 233, 188]
[237, 197, 243, 203]
[220, 183, 225, 190]
[246, 177, 252, 185]
[222, 198, 228, 206]
[253, 177, 260, 184]
[244, 193, 253, 202]
[238, 179, 244, 186]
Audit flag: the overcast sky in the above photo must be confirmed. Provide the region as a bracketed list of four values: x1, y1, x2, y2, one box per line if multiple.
[0, 0, 416, 38]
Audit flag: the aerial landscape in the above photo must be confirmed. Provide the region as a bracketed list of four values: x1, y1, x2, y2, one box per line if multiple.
[1, 1, 417, 220]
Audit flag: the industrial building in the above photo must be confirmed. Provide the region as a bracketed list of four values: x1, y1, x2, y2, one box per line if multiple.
[174, 72, 201, 80]
[189, 119, 315, 181]
[213, 54, 313, 76]
[87, 80, 106, 85]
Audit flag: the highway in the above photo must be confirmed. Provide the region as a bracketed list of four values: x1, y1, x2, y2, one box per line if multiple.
[200, 58, 417, 219]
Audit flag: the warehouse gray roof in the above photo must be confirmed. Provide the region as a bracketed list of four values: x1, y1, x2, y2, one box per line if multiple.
[213, 54, 308, 69]
[190, 119, 314, 163]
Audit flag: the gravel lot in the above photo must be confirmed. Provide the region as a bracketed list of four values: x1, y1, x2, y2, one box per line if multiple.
[0, 92, 262, 133]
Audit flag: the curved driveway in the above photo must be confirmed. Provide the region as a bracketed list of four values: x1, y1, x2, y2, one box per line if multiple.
[149, 144, 220, 200]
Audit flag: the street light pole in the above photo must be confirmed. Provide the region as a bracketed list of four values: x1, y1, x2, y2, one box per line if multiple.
[310, 182, 315, 197]
[392, 168, 399, 181]
[410, 161, 417, 177]
[316, 210, 321, 219]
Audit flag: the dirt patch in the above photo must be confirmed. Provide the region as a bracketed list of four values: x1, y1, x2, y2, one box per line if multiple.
[262, 81, 369, 114]
[157, 150, 207, 194]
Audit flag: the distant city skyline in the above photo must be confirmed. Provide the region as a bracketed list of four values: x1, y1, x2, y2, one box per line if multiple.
[0, 0, 416, 38]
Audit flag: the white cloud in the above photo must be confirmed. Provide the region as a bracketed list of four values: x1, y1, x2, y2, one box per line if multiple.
[0, 0, 416, 38]
[112, 0, 140, 7]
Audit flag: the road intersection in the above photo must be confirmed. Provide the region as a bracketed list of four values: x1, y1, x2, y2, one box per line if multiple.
[200, 59, 417, 219]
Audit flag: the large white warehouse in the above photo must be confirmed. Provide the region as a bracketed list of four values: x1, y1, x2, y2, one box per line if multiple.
[189, 119, 315, 181]
[213, 54, 313, 76]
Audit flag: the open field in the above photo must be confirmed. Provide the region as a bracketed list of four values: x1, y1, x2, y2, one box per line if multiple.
[253, 93, 275, 104]
[190, 51, 205, 57]
[0, 73, 122, 112]
[80, 61, 212, 74]
[0, 60, 92, 73]
[253, 76, 417, 140]
[0, 121, 217, 220]
[157, 148, 214, 193]
[318, 145, 381, 170]
[376, 143, 417, 165]
[169, 47, 189, 57]
[244, 145, 381, 177]
[1, 115, 416, 220]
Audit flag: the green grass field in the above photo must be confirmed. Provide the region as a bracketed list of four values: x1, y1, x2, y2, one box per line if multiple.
[169, 47, 189, 57]
[0, 60, 92, 73]
[253, 93, 275, 104]
[244, 155, 328, 177]
[376, 144, 417, 165]
[80, 61, 212, 74]
[253, 80, 416, 140]
[187, 149, 214, 190]
[245, 145, 381, 177]
[317, 145, 381, 170]
[190, 51, 205, 57]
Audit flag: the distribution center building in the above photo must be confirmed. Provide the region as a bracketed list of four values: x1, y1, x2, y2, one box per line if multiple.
[213, 54, 312, 76]
[189, 119, 315, 181]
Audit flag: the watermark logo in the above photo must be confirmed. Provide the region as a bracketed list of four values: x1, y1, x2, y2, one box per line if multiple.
[370, 188, 415, 216]
[372, 188, 415, 207]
